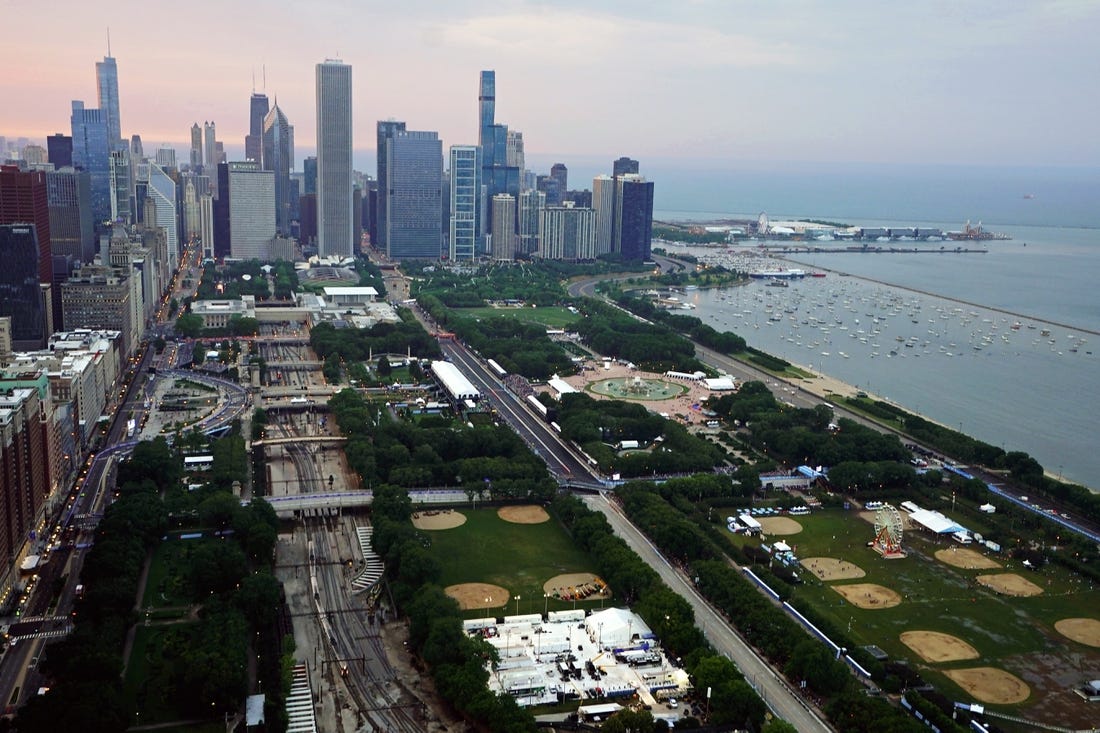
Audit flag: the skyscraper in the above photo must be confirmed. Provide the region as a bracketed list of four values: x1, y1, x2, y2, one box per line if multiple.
[539, 204, 596, 261]
[302, 156, 318, 195]
[245, 92, 269, 163]
[506, 130, 524, 170]
[108, 150, 131, 224]
[385, 131, 442, 260]
[47, 134, 73, 169]
[142, 163, 179, 271]
[613, 174, 654, 261]
[262, 102, 293, 235]
[550, 163, 568, 196]
[203, 121, 218, 169]
[478, 71, 520, 241]
[591, 174, 615, 255]
[96, 54, 123, 152]
[518, 189, 544, 256]
[70, 101, 112, 227]
[226, 162, 275, 260]
[375, 120, 407, 252]
[490, 194, 516, 261]
[612, 157, 639, 178]
[448, 145, 481, 261]
[190, 123, 203, 169]
[183, 179, 200, 241]
[130, 135, 143, 159]
[315, 60, 353, 257]
[0, 225, 49, 350]
[47, 168, 95, 264]
[0, 166, 53, 287]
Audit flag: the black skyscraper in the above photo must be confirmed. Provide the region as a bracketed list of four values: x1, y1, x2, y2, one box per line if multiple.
[615, 176, 654, 262]
[375, 120, 406, 250]
[0, 224, 49, 349]
[47, 134, 73, 169]
[213, 162, 231, 260]
[612, 157, 640, 178]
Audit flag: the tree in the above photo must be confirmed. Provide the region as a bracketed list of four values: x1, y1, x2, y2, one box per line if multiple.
[377, 355, 392, 376]
[762, 720, 799, 733]
[174, 312, 204, 338]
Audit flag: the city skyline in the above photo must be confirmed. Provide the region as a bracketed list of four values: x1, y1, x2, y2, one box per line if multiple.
[1, 1, 1098, 172]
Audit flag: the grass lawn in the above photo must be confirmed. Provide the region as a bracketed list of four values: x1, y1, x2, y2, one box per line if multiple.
[455, 305, 580, 329]
[713, 507, 1099, 702]
[123, 625, 194, 725]
[426, 507, 601, 616]
[142, 538, 213, 608]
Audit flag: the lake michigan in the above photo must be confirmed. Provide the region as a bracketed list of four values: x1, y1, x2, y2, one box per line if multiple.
[646, 162, 1100, 490]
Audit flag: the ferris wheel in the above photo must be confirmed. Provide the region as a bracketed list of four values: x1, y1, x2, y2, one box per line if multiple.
[872, 504, 905, 557]
[757, 212, 770, 238]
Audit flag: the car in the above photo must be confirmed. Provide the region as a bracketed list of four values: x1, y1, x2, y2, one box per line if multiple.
[668, 698, 678, 709]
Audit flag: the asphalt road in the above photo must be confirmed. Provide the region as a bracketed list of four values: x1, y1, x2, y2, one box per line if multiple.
[584, 493, 832, 733]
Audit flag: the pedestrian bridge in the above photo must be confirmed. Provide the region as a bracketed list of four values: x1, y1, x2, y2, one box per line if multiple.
[263, 489, 470, 512]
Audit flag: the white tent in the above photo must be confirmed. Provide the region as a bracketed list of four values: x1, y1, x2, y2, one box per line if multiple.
[585, 608, 652, 650]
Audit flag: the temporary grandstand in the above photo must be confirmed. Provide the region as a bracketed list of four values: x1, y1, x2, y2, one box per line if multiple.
[430, 361, 481, 402]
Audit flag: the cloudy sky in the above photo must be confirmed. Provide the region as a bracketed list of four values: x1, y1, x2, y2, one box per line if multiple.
[3, 0, 1099, 172]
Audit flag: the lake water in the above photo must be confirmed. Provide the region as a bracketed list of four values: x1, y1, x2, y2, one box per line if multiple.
[652, 212, 1099, 490]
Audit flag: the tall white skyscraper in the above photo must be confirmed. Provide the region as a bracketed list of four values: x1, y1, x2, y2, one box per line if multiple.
[203, 121, 218, 169]
[315, 60, 353, 257]
[142, 163, 179, 271]
[591, 174, 615, 255]
[227, 162, 275, 260]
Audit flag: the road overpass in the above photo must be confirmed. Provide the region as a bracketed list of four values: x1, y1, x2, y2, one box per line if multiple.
[253, 435, 347, 448]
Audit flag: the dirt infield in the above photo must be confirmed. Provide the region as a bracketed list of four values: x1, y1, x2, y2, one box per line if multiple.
[900, 631, 980, 663]
[1054, 617, 1100, 647]
[975, 573, 1044, 597]
[800, 557, 866, 581]
[543, 573, 611, 601]
[497, 505, 550, 524]
[943, 667, 1030, 705]
[832, 583, 903, 609]
[758, 516, 803, 535]
[934, 547, 1002, 570]
[412, 509, 467, 530]
[445, 583, 509, 610]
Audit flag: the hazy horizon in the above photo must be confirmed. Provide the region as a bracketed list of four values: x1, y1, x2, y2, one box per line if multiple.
[3, 1, 1099, 171]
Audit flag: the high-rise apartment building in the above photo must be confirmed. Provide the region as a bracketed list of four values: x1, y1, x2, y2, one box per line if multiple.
[226, 162, 275, 260]
[448, 145, 481, 261]
[262, 103, 293, 235]
[591, 175, 615, 256]
[0, 385, 51, 599]
[61, 264, 136, 355]
[537, 175, 564, 207]
[70, 101, 112, 227]
[199, 192, 214, 259]
[315, 60, 354, 257]
[613, 174, 654, 261]
[385, 131, 442, 260]
[95, 54, 123, 152]
[518, 189, 544, 256]
[245, 92, 269, 163]
[539, 204, 596, 261]
[490, 194, 516, 261]
[0, 225, 49, 350]
[47, 134, 73, 169]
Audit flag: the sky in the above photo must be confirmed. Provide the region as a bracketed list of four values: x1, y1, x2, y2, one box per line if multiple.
[3, 0, 1100, 175]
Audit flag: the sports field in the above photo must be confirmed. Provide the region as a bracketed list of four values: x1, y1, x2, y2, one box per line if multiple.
[423, 506, 604, 616]
[716, 506, 1100, 723]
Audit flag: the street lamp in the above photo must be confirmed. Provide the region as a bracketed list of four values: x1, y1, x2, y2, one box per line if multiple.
[514, 594, 521, 616]
[484, 596, 492, 620]
[544, 593, 550, 618]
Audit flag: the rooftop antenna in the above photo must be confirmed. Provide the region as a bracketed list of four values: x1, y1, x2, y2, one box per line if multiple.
[106, 27, 111, 56]
[251, 68, 256, 93]
[263, 64, 266, 92]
